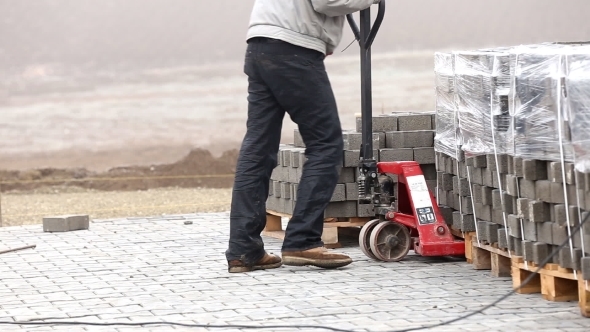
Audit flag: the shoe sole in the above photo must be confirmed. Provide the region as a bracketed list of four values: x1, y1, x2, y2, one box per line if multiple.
[282, 256, 352, 269]
[228, 262, 282, 273]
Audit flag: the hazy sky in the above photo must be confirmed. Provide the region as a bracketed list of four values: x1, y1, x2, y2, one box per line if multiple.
[1, 0, 590, 71]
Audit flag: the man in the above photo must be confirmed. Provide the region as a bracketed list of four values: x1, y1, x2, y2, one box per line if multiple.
[226, 0, 381, 273]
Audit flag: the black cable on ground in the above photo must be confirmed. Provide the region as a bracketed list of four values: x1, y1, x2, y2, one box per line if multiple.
[0, 212, 588, 332]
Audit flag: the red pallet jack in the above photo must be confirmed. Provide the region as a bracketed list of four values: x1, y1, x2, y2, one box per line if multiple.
[346, 1, 465, 262]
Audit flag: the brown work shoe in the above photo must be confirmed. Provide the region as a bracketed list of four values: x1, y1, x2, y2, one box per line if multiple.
[228, 252, 282, 273]
[282, 247, 352, 269]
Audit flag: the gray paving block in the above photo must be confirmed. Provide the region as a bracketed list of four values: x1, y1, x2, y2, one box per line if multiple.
[345, 182, 358, 201]
[485, 223, 501, 243]
[551, 223, 568, 246]
[519, 178, 536, 199]
[507, 155, 515, 175]
[379, 148, 413, 162]
[505, 194, 518, 215]
[522, 220, 538, 241]
[357, 203, 375, 217]
[535, 180, 552, 203]
[513, 237, 524, 256]
[522, 159, 548, 181]
[289, 150, 300, 168]
[294, 129, 305, 147]
[338, 167, 355, 184]
[440, 173, 454, 191]
[452, 211, 462, 231]
[498, 228, 509, 249]
[453, 176, 470, 196]
[582, 258, 590, 280]
[476, 220, 488, 242]
[324, 201, 357, 218]
[438, 189, 448, 206]
[460, 196, 473, 214]
[291, 183, 298, 201]
[43, 215, 90, 232]
[529, 200, 551, 223]
[550, 182, 566, 204]
[472, 183, 483, 203]
[513, 157, 524, 177]
[355, 114, 398, 132]
[481, 186, 493, 206]
[559, 247, 583, 270]
[522, 240, 535, 261]
[413, 147, 436, 164]
[397, 113, 433, 131]
[458, 161, 468, 179]
[507, 214, 522, 238]
[492, 189, 503, 211]
[273, 181, 282, 198]
[448, 191, 457, 210]
[565, 162, 576, 185]
[548, 162, 563, 183]
[505, 174, 519, 196]
[532, 242, 550, 265]
[343, 150, 361, 167]
[280, 149, 292, 167]
[438, 206, 454, 226]
[491, 209, 505, 225]
[268, 180, 274, 197]
[469, 166, 483, 185]
[288, 166, 299, 183]
[471, 155, 488, 168]
[330, 184, 346, 202]
[386, 130, 434, 148]
[476, 203, 492, 222]
[516, 198, 529, 219]
[537, 222, 553, 244]
[281, 182, 291, 200]
[343, 131, 386, 150]
[555, 204, 580, 227]
[486, 154, 509, 174]
[426, 179, 437, 194]
[460, 213, 476, 232]
[482, 168, 494, 188]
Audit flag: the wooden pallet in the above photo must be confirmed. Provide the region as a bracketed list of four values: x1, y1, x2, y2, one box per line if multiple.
[263, 210, 371, 248]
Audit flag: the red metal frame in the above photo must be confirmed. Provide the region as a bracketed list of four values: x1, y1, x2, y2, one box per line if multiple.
[377, 161, 465, 257]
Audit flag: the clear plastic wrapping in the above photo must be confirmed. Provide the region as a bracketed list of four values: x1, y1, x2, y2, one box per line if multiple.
[566, 49, 590, 172]
[434, 52, 459, 158]
[509, 44, 574, 162]
[452, 50, 512, 158]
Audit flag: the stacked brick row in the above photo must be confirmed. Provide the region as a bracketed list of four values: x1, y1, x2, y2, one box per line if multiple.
[434, 43, 590, 279]
[266, 112, 438, 219]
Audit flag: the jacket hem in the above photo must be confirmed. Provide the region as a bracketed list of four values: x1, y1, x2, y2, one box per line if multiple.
[247, 25, 328, 55]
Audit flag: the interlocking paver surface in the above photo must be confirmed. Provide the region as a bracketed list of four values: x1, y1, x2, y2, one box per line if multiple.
[1, 212, 589, 332]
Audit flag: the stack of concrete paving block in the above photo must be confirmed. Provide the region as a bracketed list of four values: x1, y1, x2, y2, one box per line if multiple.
[434, 43, 590, 280]
[267, 111, 438, 220]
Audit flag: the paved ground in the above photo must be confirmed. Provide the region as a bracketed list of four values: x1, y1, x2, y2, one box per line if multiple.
[1, 213, 589, 332]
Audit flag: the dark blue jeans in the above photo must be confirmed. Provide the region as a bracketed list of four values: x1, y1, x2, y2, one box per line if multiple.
[225, 38, 344, 266]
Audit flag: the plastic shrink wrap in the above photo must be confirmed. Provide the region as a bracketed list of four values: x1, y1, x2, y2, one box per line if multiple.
[566, 47, 590, 172]
[434, 52, 458, 158]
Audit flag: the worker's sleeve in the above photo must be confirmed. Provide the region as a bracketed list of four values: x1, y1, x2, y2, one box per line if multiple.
[311, 0, 380, 17]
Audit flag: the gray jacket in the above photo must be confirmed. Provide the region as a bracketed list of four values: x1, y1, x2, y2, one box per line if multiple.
[247, 0, 380, 55]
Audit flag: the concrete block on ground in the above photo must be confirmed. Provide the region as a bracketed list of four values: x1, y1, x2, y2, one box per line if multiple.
[529, 200, 551, 223]
[379, 148, 414, 162]
[343, 150, 361, 167]
[532, 242, 550, 265]
[43, 215, 90, 232]
[385, 130, 434, 148]
[559, 247, 583, 270]
[537, 222, 553, 244]
[324, 201, 357, 218]
[343, 131, 385, 150]
[535, 180, 552, 203]
[356, 114, 398, 132]
[413, 147, 436, 164]
[522, 220, 538, 241]
[397, 113, 433, 131]
[522, 159, 548, 181]
[507, 214, 522, 238]
[330, 184, 346, 202]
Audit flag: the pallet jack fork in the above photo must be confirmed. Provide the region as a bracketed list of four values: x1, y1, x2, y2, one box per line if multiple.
[346, 1, 465, 262]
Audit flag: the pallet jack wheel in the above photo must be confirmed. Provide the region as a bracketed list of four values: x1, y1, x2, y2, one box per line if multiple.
[369, 221, 411, 262]
[359, 219, 381, 260]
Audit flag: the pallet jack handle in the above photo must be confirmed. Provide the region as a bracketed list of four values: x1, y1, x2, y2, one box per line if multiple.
[346, 1, 386, 204]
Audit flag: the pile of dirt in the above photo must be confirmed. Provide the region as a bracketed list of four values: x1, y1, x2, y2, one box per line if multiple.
[0, 148, 239, 193]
